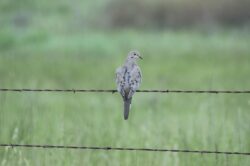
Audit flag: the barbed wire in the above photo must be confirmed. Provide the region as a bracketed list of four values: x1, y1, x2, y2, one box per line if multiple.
[0, 88, 250, 94]
[0, 144, 249, 156]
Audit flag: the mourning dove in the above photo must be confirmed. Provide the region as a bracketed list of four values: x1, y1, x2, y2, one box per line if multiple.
[116, 50, 142, 120]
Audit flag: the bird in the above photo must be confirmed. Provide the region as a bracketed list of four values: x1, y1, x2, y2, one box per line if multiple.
[115, 50, 142, 120]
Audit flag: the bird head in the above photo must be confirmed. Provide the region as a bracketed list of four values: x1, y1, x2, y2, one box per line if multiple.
[127, 50, 143, 62]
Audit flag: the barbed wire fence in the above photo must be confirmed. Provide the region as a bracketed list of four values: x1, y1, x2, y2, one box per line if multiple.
[0, 144, 249, 156]
[0, 88, 250, 94]
[0, 87, 250, 157]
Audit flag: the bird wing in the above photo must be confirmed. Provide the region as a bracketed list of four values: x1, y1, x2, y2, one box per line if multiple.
[130, 65, 142, 91]
[127, 65, 142, 99]
[115, 67, 124, 94]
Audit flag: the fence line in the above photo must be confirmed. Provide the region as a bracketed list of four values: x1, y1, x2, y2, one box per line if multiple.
[0, 88, 250, 94]
[0, 144, 249, 156]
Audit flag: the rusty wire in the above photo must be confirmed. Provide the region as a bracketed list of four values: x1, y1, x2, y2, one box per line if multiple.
[0, 88, 250, 94]
[0, 144, 249, 156]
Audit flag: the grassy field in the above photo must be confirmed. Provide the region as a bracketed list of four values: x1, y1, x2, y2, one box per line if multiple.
[0, 29, 250, 165]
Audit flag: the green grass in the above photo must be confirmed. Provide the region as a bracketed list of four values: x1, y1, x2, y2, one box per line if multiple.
[0, 30, 250, 165]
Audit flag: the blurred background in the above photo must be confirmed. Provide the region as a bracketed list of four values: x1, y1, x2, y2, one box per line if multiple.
[0, 0, 250, 165]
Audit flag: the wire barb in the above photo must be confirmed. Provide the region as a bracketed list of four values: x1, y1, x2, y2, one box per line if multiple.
[0, 88, 250, 94]
[0, 144, 249, 156]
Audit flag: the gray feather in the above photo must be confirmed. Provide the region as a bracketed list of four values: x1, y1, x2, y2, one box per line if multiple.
[123, 98, 132, 120]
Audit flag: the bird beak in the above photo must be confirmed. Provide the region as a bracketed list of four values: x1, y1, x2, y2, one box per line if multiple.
[139, 55, 143, 60]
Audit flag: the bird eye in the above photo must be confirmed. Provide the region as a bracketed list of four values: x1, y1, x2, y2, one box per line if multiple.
[133, 53, 136, 56]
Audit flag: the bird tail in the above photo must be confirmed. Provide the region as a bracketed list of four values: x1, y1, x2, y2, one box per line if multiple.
[123, 98, 132, 120]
